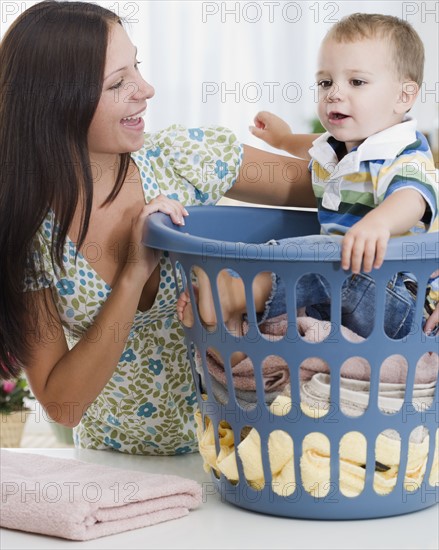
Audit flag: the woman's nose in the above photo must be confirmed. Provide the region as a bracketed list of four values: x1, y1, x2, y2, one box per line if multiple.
[143, 80, 155, 100]
[132, 77, 155, 102]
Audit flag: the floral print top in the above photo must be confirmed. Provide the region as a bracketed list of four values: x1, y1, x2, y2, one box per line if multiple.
[24, 125, 243, 455]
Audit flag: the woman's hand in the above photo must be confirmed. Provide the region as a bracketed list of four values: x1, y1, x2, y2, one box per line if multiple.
[424, 269, 439, 335]
[126, 194, 188, 284]
[424, 306, 439, 335]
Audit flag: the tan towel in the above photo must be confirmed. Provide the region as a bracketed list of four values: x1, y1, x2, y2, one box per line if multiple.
[0, 450, 202, 541]
[299, 373, 436, 424]
[207, 315, 438, 385]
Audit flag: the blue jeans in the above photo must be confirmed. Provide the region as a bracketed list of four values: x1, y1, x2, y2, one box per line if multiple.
[261, 237, 417, 340]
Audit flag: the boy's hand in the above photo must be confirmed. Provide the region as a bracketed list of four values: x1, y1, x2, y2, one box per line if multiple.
[341, 189, 426, 274]
[249, 111, 292, 150]
[341, 218, 390, 273]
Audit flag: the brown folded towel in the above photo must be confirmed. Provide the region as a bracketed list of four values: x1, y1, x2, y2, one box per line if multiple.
[206, 347, 290, 392]
[204, 315, 438, 386]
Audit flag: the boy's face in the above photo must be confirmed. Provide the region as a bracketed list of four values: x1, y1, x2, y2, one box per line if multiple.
[316, 37, 414, 152]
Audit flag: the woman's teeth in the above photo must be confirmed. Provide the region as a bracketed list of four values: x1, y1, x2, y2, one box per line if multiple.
[121, 110, 146, 122]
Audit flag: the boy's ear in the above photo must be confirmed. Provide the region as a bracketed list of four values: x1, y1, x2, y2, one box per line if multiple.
[395, 81, 419, 113]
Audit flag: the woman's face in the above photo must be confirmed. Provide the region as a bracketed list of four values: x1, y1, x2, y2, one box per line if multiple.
[87, 23, 154, 158]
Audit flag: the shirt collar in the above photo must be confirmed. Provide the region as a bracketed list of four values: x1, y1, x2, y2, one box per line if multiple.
[309, 116, 418, 167]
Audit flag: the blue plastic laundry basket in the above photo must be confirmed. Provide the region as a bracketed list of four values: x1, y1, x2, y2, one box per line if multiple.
[144, 205, 439, 519]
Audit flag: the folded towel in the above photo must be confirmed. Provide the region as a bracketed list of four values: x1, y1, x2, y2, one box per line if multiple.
[204, 347, 290, 393]
[299, 374, 436, 435]
[202, 315, 438, 393]
[299, 426, 437, 497]
[194, 314, 438, 497]
[208, 376, 281, 408]
[195, 397, 439, 497]
[0, 450, 202, 541]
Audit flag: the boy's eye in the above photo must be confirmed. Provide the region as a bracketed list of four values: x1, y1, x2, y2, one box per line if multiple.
[318, 80, 332, 89]
[351, 79, 365, 87]
[135, 60, 142, 70]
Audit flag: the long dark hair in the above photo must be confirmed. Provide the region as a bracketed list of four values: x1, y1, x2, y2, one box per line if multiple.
[0, 1, 131, 378]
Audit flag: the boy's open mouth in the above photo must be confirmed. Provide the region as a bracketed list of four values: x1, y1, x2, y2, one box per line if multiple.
[329, 111, 349, 121]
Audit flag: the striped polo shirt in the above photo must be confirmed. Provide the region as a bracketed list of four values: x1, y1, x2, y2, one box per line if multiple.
[309, 117, 439, 313]
[309, 117, 438, 237]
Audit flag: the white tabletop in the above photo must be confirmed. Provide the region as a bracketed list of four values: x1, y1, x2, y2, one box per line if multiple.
[1, 448, 438, 550]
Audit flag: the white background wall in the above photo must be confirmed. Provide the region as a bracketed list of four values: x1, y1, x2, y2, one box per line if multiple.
[1, 0, 438, 152]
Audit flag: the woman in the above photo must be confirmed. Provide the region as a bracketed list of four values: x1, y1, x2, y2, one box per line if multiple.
[0, 1, 314, 454]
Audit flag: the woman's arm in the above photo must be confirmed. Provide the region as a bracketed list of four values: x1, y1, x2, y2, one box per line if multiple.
[25, 197, 187, 427]
[25, 265, 150, 427]
[225, 144, 316, 208]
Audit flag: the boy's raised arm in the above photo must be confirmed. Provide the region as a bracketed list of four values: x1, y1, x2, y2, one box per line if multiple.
[249, 111, 320, 160]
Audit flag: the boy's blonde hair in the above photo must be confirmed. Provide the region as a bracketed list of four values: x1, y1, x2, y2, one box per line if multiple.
[325, 13, 424, 86]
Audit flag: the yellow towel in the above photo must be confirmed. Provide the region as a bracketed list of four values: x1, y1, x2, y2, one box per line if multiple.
[196, 416, 237, 476]
[195, 395, 438, 497]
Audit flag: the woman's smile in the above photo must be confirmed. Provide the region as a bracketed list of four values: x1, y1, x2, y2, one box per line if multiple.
[120, 108, 146, 131]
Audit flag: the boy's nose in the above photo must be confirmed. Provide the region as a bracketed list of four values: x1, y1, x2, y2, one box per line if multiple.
[326, 83, 342, 102]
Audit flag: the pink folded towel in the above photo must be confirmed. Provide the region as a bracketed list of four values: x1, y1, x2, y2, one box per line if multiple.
[0, 450, 202, 541]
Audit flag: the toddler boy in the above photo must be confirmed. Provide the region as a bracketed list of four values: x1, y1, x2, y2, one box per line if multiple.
[179, 13, 438, 339]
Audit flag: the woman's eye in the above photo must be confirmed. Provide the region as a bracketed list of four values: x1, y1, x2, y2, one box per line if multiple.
[318, 80, 332, 89]
[351, 79, 365, 87]
[110, 79, 124, 90]
[109, 60, 141, 90]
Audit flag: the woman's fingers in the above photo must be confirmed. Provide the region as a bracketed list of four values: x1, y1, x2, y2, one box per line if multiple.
[424, 305, 439, 335]
[143, 195, 189, 225]
[130, 196, 188, 270]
